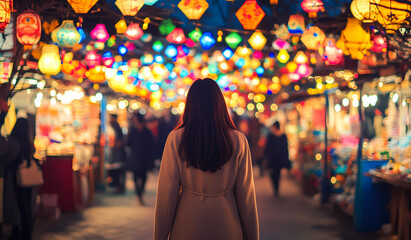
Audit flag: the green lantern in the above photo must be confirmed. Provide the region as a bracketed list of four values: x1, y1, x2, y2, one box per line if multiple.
[225, 32, 242, 50]
[188, 28, 202, 42]
[159, 19, 176, 35]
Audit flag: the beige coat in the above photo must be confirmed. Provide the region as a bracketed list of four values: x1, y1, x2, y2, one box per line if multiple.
[154, 128, 259, 240]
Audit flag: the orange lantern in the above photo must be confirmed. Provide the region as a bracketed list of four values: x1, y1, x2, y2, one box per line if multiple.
[115, 0, 144, 16]
[67, 0, 98, 14]
[115, 19, 127, 34]
[86, 66, 106, 83]
[0, 0, 12, 32]
[178, 0, 209, 20]
[16, 12, 41, 49]
[235, 0, 265, 30]
[301, 26, 325, 50]
[377, 0, 410, 34]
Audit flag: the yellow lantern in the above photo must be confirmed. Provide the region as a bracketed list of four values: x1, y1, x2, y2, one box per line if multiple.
[178, 0, 209, 20]
[108, 73, 127, 92]
[236, 46, 252, 57]
[248, 32, 267, 50]
[0, 0, 12, 33]
[86, 66, 106, 83]
[280, 74, 290, 86]
[122, 84, 138, 95]
[286, 61, 298, 72]
[38, 44, 61, 76]
[277, 49, 290, 63]
[115, 0, 144, 16]
[67, 0, 99, 14]
[115, 19, 128, 34]
[377, 0, 410, 34]
[350, 0, 380, 23]
[301, 26, 325, 50]
[336, 18, 372, 59]
[294, 51, 308, 64]
[269, 82, 281, 94]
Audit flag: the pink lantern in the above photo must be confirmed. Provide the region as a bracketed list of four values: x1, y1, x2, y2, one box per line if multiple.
[301, 0, 324, 18]
[272, 39, 290, 50]
[370, 35, 387, 53]
[16, 12, 41, 49]
[297, 64, 312, 77]
[85, 50, 102, 68]
[125, 23, 143, 40]
[166, 28, 186, 44]
[253, 51, 263, 59]
[323, 38, 343, 65]
[90, 24, 109, 42]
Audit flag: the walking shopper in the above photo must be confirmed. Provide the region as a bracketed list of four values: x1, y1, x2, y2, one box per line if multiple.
[264, 121, 291, 197]
[107, 113, 125, 193]
[127, 113, 155, 205]
[154, 78, 259, 240]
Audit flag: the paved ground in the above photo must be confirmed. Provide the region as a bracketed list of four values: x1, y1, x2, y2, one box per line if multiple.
[33, 169, 382, 240]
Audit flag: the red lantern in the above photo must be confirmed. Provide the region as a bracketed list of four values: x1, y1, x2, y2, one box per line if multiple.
[90, 24, 109, 42]
[370, 35, 387, 53]
[125, 23, 144, 40]
[0, 0, 12, 32]
[85, 50, 102, 68]
[235, 0, 265, 30]
[301, 0, 324, 18]
[166, 28, 186, 44]
[16, 12, 41, 49]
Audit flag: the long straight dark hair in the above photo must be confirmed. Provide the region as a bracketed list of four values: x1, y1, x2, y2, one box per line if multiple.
[175, 78, 237, 173]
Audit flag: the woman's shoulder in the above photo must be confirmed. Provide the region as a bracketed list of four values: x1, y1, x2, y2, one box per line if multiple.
[230, 129, 248, 144]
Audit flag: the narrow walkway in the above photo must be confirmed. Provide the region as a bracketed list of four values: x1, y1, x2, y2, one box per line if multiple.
[33, 170, 378, 240]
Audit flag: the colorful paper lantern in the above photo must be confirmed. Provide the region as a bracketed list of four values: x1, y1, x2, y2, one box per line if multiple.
[288, 15, 305, 35]
[188, 28, 202, 42]
[272, 39, 290, 50]
[67, 0, 98, 14]
[222, 47, 234, 60]
[199, 32, 216, 50]
[152, 40, 164, 52]
[115, 19, 128, 34]
[0, 0, 12, 32]
[85, 50, 102, 68]
[336, 18, 372, 60]
[90, 24, 109, 42]
[144, 0, 158, 5]
[165, 45, 178, 58]
[377, 0, 410, 34]
[300, 26, 325, 50]
[235, 0, 265, 30]
[159, 19, 176, 35]
[109, 71, 128, 92]
[248, 32, 267, 50]
[236, 46, 252, 57]
[301, 0, 324, 18]
[294, 51, 308, 64]
[166, 28, 186, 44]
[274, 24, 290, 40]
[102, 51, 114, 67]
[118, 44, 128, 56]
[370, 35, 387, 53]
[350, 0, 380, 23]
[177, 45, 189, 58]
[277, 49, 289, 63]
[323, 39, 343, 65]
[38, 44, 61, 76]
[51, 20, 81, 48]
[225, 32, 242, 49]
[86, 66, 106, 83]
[16, 12, 41, 49]
[77, 27, 86, 43]
[178, 0, 209, 20]
[115, 0, 144, 16]
[125, 23, 144, 40]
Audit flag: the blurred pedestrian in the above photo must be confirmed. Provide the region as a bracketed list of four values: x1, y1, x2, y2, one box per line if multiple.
[264, 121, 290, 197]
[107, 113, 125, 193]
[127, 113, 155, 205]
[154, 78, 259, 240]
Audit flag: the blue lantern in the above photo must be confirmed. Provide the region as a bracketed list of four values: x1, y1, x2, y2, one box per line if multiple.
[236, 58, 245, 68]
[199, 32, 216, 50]
[77, 27, 86, 43]
[118, 44, 128, 56]
[165, 62, 175, 72]
[165, 45, 178, 58]
[154, 54, 164, 64]
[256, 66, 264, 76]
[222, 47, 234, 60]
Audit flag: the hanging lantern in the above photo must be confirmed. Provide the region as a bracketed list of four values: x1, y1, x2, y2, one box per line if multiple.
[38, 44, 61, 76]
[323, 38, 344, 65]
[16, 12, 41, 49]
[118, 44, 128, 56]
[377, 0, 411, 34]
[225, 32, 242, 49]
[159, 19, 176, 35]
[188, 28, 202, 42]
[236, 46, 252, 57]
[144, 0, 158, 5]
[336, 18, 372, 60]
[72, 61, 87, 78]
[102, 51, 114, 68]
[152, 40, 164, 52]
[109, 71, 128, 92]
[51, 20, 81, 48]
[199, 32, 215, 50]
[235, 0, 265, 30]
[294, 51, 308, 64]
[67, 0, 98, 14]
[77, 27, 86, 43]
[288, 15, 305, 35]
[115, 19, 128, 34]
[115, 0, 144, 16]
[248, 32, 266, 50]
[166, 28, 186, 44]
[178, 0, 209, 20]
[177, 45, 189, 58]
[86, 66, 106, 83]
[90, 24, 109, 42]
[125, 23, 144, 40]
[165, 45, 178, 58]
[300, 26, 325, 50]
[370, 35, 387, 53]
[272, 39, 290, 50]
[274, 24, 290, 40]
[301, 0, 324, 18]
[350, 0, 380, 23]
[277, 49, 289, 63]
[0, 0, 12, 32]
[222, 47, 234, 60]
[85, 50, 102, 68]
[270, 0, 278, 4]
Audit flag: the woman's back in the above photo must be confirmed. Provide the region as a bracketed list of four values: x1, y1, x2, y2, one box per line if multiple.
[155, 128, 258, 240]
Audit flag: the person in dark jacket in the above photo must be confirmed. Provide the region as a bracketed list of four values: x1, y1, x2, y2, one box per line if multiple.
[127, 113, 155, 204]
[108, 113, 126, 193]
[264, 121, 290, 196]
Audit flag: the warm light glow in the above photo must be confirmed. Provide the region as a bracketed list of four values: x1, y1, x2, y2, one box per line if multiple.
[16, 12, 41, 47]
[90, 24, 109, 42]
[336, 18, 372, 60]
[166, 28, 186, 44]
[178, 0, 209, 20]
[277, 49, 290, 63]
[115, 19, 128, 34]
[294, 51, 308, 64]
[235, 0, 265, 30]
[67, 0, 98, 14]
[301, 26, 325, 50]
[52, 20, 81, 48]
[315, 153, 322, 160]
[350, 0, 380, 23]
[115, 0, 144, 16]
[248, 31, 267, 50]
[125, 23, 144, 40]
[38, 44, 61, 76]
